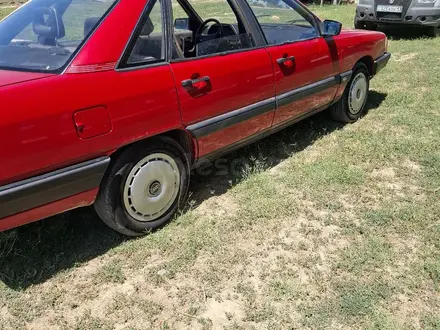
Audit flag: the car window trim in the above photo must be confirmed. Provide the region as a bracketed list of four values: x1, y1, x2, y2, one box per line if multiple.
[239, 0, 322, 46]
[233, 0, 268, 46]
[293, 0, 324, 35]
[227, 0, 263, 46]
[170, 44, 265, 63]
[265, 35, 321, 48]
[0, 0, 120, 75]
[62, 0, 120, 74]
[173, 0, 203, 24]
[115, 61, 169, 72]
[168, 0, 260, 62]
[117, 0, 167, 70]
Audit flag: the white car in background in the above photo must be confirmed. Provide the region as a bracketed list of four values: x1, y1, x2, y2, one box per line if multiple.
[355, 0, 440, 37]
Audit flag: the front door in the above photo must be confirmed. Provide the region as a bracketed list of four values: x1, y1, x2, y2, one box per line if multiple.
[245, 0, 340, 126]
[169, 0, 275, 157]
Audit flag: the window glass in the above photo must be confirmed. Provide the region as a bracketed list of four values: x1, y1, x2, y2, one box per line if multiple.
[127, 0, 164, 65]
[0, 0, 116, 72]
[246, 0, 318, 44]
[186, 0, 239, 25]
[171, 0, 252, 59]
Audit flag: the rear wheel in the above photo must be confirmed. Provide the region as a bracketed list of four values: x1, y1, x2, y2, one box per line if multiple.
[424, 26, 439, 38]
[329, 63, 370, 123]
[94, 136, 190, 236]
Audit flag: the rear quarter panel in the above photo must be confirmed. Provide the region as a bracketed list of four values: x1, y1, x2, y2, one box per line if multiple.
[0, 66, 181, 186]
[0, 0, 184, 186]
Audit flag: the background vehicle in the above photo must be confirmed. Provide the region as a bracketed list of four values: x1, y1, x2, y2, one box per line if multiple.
[355, 0, 440, 37]
[0, 0, 389, 236]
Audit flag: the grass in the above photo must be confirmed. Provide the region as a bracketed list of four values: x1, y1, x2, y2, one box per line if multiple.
[0, 7, 14, 18]
[1, 2, 440, 330]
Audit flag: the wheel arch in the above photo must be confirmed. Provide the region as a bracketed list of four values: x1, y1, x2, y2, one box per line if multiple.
[109, 129, 197, 166]
[356, 56, 374, 77]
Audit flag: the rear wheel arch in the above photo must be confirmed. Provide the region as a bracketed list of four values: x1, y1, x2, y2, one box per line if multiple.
[109, 129, 196, 166]
[161, 129, 197, 166]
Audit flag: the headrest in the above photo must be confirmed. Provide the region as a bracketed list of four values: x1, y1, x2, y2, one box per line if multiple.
[140, 17, 154, 36]
[84, 17, 101, 37]
[33, 7, 65, 39]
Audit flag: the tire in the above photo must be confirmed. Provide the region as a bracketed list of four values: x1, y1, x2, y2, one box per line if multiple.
[424, 26, 439, 38]
[94, 136, 190, 236]
[329, 63, 370, 124]
[354, 17, 364, 29]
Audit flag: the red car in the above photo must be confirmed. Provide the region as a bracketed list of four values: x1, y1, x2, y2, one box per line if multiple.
[0, 0, 390, 236]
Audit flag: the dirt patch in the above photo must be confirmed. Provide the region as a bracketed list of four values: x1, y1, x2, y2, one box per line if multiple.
[402, 159, 422, 173]
[389, 292, 434, 329]
[194, 194, 239, 218]
[371, 167, 397, 180]
[369, 166, 425, 201]
[201, 297, 245, 328]
[394, 53, 418, 63]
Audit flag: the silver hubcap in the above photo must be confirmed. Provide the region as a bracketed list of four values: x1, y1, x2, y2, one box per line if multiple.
[348, 72, 368, 115]
[123, 153, 180, 222]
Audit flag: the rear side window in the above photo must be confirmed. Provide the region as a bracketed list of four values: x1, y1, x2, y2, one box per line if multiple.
[0, 0, 116, 72]
[119, 0, 165, 68]
[246, 0, 318, 44]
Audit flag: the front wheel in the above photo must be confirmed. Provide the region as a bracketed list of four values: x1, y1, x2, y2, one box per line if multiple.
[94, 136, 190, 236]
[424, 26, 439, 38]
[329, 63, 370, 123]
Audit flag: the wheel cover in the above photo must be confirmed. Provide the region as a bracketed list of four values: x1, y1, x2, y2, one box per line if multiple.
[123, 153, 180, 222]
[348, 72, 368, 115]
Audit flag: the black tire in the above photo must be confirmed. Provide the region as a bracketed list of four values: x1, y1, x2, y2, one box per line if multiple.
[94, 136, 190, 236]
[424, 26, 439, 38]
[354, 17, 364, 29]
[329, 63, 370, 124]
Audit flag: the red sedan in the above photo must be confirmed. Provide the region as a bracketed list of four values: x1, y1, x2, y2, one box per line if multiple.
[0, 0, 390, 236]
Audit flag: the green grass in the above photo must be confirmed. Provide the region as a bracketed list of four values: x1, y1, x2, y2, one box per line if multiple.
[0, 7, 14, 19]
[1, 3, 440, 330]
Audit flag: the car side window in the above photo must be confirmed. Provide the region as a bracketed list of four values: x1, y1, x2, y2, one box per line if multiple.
[122, 0, 164, 67]
[171, 0, 253, 59]
[246, 0, 319, 45]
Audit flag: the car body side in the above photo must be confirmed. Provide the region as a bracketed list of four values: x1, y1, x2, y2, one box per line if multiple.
[0, 0, 389, 232]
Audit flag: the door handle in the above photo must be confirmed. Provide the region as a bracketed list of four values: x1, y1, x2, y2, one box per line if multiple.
[277, 56, 295, 68]
[181, 76, 210, 89]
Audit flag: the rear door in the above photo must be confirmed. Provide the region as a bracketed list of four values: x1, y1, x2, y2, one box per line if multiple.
[168, 0, 275, 158]
[244, 0, 340, 126]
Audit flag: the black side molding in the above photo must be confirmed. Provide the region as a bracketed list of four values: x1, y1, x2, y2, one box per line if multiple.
[340, 70, 353, 84]
[187, 97, 276, 138]
[0, 157, 110, 219]
[194, 102, 331, 166]
[187, 72, 352, 140]
[373, 52, 391, 75]
[276, 76, 340, 107]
